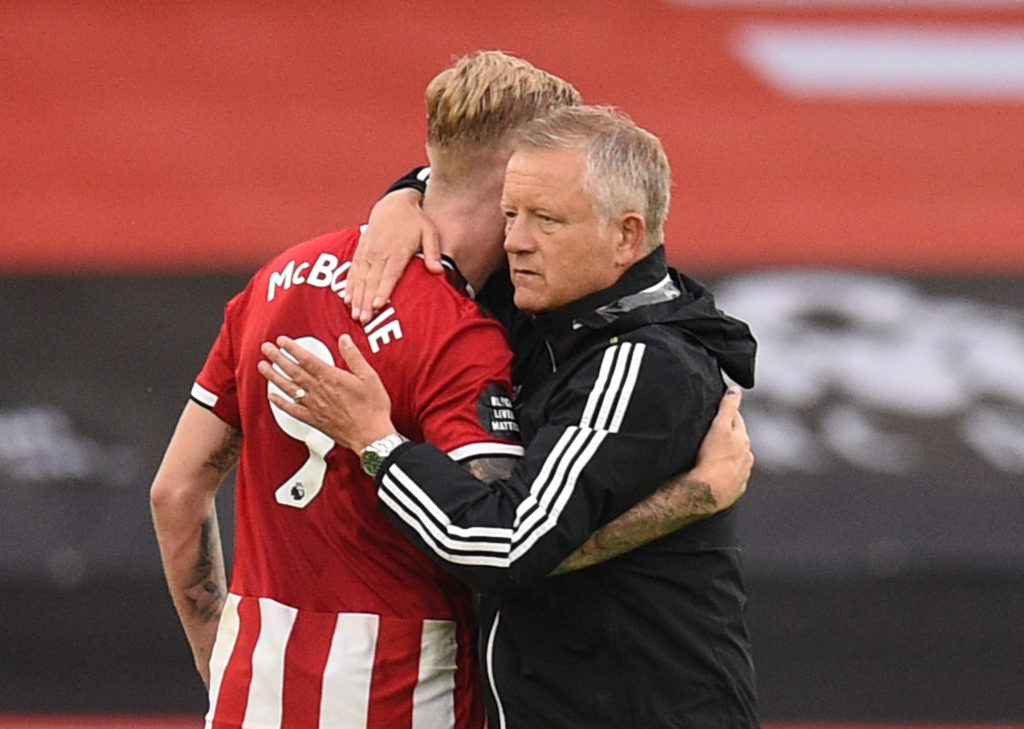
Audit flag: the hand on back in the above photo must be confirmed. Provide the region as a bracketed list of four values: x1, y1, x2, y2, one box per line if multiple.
[346, 188, 442, 323]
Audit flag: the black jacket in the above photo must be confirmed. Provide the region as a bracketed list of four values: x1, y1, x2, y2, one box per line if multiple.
[377, 248, 759, 728]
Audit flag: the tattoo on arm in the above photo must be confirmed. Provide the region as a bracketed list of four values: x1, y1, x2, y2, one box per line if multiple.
[183, 515, 227, 623]
[202, 427, 242, 474]
[551, 475, 717, 575]
[464, 456, 517, 485]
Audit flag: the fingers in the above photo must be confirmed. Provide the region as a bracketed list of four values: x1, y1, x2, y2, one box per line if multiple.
[352, 190, 441, 316]
[266, 390, 304, 418]
[346, 271, 366, 321]
[344, 244, 367, 306]
[346, 257, 373, 323]
[257, 337, 337, 407]
[259, 341, 303, 381]
[420, 223, 444, 275]
[372, 255, 405, 313]
[723, 391, 753, 467]
[257, 354, 306, 404]
[285, 336, 326, 370]
[336, 334, 375, 379]
[346, 239, 388, 322]
[368, 219, 442, 310]
[356, 256, 387, 324]
[258, 362, 308, 421]
[715, 386, 743, 428]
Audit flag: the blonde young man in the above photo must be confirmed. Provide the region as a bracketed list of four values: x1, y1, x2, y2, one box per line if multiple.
[261, 105, 759, 728]
[151, 51, 577, 729]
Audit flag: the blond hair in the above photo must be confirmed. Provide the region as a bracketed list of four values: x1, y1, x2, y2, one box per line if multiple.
[425, 51, 581, 184]
[513, 105, 671, 250]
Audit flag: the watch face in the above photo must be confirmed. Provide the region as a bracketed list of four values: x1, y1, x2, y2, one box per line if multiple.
[361, 449, 384, 478]
[360, 434, 407, 478]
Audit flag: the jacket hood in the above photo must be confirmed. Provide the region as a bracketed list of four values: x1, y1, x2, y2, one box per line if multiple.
[534, 248, 756, 388]
[661, 269, 756, 388]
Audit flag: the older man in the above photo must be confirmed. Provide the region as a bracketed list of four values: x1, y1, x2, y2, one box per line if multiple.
[262, 105, 759, 728]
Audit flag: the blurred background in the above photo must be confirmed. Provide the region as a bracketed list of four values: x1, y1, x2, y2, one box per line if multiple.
[2, 0, 1022, 725]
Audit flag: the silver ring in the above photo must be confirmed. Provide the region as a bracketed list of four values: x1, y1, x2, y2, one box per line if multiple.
[293, 387, 307, 404]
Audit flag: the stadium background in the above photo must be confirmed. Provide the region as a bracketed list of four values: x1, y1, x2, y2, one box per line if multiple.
[2, 0, 1022, 726]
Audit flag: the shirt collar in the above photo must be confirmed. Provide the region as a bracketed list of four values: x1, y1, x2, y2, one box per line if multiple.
[424, 253, 475, 299]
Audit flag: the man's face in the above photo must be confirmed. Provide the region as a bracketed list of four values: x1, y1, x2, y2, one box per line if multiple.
[501, 147, 623, 314]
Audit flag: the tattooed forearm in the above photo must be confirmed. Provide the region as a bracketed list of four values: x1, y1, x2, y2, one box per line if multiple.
[202, 427, 242, 474]
[183, 514, 227, 622]
[552, 476, 718, 575]
[465, 456, 517, 485]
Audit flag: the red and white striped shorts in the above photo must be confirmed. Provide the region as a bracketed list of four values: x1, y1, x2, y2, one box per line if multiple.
[204, 594, 483, 729]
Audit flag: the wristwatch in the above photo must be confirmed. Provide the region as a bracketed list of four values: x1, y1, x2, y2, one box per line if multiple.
[360, 433, 410, 478]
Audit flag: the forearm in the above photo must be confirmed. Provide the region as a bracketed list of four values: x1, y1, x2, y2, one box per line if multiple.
[551, 473, 717, 575]
[152, 485, 227, 688]
[149, 402, 238, 689]
[554, 386, 754, 574]
[378, 442, 567, 593]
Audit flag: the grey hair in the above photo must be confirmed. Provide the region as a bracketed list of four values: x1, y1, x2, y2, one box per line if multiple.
[511, 105, 671, 249]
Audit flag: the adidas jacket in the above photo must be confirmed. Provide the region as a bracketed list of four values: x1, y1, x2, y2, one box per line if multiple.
[376, 248, 760, 728]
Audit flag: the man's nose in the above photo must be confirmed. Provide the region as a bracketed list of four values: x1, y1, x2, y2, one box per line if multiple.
[503, 217, 530, 254]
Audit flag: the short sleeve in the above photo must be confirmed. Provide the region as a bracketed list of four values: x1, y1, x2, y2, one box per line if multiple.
[411, 307, 523, 462]
[191, 293, 245, 430]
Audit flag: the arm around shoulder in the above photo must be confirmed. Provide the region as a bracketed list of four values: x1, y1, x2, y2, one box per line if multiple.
[552, 385, 753, 573]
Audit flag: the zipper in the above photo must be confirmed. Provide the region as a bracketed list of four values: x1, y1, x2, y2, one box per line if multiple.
[544, 339, 557, 373]
[485, 610, 508, 729]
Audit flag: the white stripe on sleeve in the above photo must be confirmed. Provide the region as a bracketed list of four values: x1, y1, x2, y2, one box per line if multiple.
[446, 442, 525, 462]
[191, 382, 219, 408]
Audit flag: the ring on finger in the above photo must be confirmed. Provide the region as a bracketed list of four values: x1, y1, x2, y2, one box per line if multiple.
[293, 387, 307, 404]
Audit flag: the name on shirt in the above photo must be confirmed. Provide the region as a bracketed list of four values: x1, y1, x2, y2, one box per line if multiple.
[266, 252, 403, 354]
[268, 253, 350, 302]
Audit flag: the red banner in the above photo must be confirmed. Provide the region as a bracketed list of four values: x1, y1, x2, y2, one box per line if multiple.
[2, 1, 1022, 273]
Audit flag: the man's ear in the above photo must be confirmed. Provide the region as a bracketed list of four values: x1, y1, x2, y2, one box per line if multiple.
[614, 213, 647, 267]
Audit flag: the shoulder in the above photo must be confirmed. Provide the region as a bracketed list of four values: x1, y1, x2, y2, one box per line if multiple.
[570, 328, 715, 401]
[616, 327, 723, 416]
[620, 323, 717, 370]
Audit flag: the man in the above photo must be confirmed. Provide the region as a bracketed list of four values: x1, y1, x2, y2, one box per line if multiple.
[261, 105, 759, 727]
[151, 53, 751, 729]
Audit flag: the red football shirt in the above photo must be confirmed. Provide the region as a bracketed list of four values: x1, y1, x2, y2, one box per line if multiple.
[190, 227, 522, 729]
